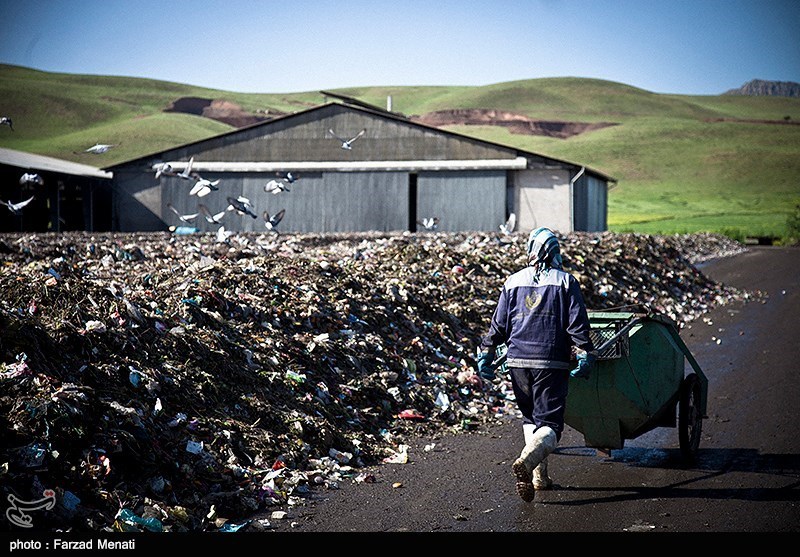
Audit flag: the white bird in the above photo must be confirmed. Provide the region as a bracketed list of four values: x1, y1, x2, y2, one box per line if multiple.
[154, 162, 178, 179]
[189, 176, 220, 197]
[328, 128, 366, 150]
[84, 143, 117, 154]
[19, 173, 44, 186]
[2, 196, 34, 215]
[166, 203, 198, 223]
[264, 179, 290, 195]
[417, 217, 439, 231]
[176, 157, 195, 180]
[263, 209, 285, 233]
[226, 196, 258, 219]
[500, 213, 516, 235]
[198, 204, 226, 224]
[0, 117, 13, 131]
[216, 225, 234, 243]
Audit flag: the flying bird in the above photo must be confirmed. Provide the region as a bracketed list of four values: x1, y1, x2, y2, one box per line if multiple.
[277, 171, 299, 184]
[154, 162, 178, 179]
[189, 176, 220, 197]
[176, 157, 195, 180]
[264, 179, 290, 195]
[19, 173, 44, 186]
[263, 209, 285, 233]
[417, 217, 439, 231]
[216, 225, 234, 243]
[328, 128, 366, 150]
[500, 213, 516, 235]
[226, 196, 258, 219]
[166, 203, 198, 223]
[84, 143, 117, 154]
[198, 204, 226, 224]
[2, 196, 34, 215]
[0, 117, 13, 131]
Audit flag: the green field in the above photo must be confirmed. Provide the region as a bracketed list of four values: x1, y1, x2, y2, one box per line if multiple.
[1, 65, 798, 242]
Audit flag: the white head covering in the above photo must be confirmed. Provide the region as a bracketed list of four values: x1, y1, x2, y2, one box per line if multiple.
[526, 227, 563, 279]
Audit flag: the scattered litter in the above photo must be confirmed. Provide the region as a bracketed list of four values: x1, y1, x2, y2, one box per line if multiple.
[115, 508, 163, 533]
[219, 520, 251, 532]
[185, 440, 204, 454]
[624, 521, 657, 532]
[383, 445, 409, 464]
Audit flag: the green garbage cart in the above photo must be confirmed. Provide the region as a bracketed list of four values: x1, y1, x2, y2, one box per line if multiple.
[564, 311, 708, 460]
[484, 310, 708, 461]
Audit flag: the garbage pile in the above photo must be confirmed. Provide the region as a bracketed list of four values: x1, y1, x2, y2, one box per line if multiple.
[0, 230, 753, 531]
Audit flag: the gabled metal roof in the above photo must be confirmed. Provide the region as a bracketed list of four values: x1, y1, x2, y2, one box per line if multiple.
[0, 147, 112, 179]
[103, 102, 615, 183]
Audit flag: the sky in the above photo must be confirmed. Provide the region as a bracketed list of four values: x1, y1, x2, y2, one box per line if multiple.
[1, 0, 798, 96]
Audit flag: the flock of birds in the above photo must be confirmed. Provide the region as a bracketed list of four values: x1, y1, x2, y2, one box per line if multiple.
[414, 212, 516, 235]
[154, 127, 368, 239]
[3, 118, 518, 237]
[155, 155, 292, 240]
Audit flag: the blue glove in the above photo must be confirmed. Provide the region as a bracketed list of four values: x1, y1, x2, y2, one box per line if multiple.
[476, 350, 496, 380]
[570, 352, 597, 379]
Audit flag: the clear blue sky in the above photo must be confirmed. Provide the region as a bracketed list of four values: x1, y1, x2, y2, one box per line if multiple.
[1, 0, 798, 95]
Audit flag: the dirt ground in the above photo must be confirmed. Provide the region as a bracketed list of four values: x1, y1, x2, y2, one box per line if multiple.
[256, 246, 800, 536]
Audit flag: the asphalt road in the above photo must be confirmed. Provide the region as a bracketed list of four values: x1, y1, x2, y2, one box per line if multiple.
[260, 246, 800, 536]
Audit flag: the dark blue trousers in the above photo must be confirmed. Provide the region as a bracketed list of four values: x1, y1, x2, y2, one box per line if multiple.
[508, 366, 570, 442]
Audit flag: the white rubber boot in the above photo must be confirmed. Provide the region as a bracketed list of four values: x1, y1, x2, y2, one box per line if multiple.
[512, 426, 557, 502]
[522, 423, 536, 445]
[523, 424, 552, 490]
[533, 458, 553, 490]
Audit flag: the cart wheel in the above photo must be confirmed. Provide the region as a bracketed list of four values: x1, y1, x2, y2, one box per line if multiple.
[679, 373, 702, 461]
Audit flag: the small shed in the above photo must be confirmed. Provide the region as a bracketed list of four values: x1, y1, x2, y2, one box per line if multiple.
[0, 147, 112, 232]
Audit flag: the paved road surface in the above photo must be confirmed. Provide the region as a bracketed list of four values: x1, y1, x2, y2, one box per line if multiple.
[261, 246, 800, 536]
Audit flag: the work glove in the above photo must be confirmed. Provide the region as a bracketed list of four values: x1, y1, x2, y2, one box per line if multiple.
[570, 351, 597, 379]
[476, 350, 497, 380]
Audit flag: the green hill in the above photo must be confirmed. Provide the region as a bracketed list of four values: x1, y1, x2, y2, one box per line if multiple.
[1, 64, 798, 241]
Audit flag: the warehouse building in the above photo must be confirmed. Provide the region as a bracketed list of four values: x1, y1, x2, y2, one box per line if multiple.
[105, 100, 614, 234]
[0, 147, 112, 232]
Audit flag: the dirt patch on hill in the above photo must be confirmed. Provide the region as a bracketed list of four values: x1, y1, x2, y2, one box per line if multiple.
[704, 117, 800, 126]
[164, 97, 286, 128]
[411, 109, 618, 139]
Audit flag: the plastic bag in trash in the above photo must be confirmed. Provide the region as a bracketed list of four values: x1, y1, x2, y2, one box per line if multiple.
[115, 508, 163, 532]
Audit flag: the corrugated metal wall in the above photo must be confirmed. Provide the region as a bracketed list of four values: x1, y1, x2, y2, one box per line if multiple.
[586, 174, 607, 232]
[161, 171, 409, 233]
[417, 171, 506, 232]
[572, 174, 607, 232]
[258, 171, 408, 233]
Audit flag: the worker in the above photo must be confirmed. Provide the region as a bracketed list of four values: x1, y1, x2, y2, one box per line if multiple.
[477, 227, 597, 502]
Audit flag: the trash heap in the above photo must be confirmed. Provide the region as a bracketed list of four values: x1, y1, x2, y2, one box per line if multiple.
[0, 230, 753, 531]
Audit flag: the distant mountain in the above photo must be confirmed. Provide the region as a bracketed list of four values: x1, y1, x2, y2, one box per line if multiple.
[724, 79, 800, 97]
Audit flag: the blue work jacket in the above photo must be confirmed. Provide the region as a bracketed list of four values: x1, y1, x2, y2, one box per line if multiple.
[480, 266, 594, 369]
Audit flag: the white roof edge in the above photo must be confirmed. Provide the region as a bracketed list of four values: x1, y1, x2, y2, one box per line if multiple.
[155, 156, 529, 172]
[0, 147, 112, 179]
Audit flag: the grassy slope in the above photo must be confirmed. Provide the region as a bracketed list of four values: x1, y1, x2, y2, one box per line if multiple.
[1, 65, 798, 239]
